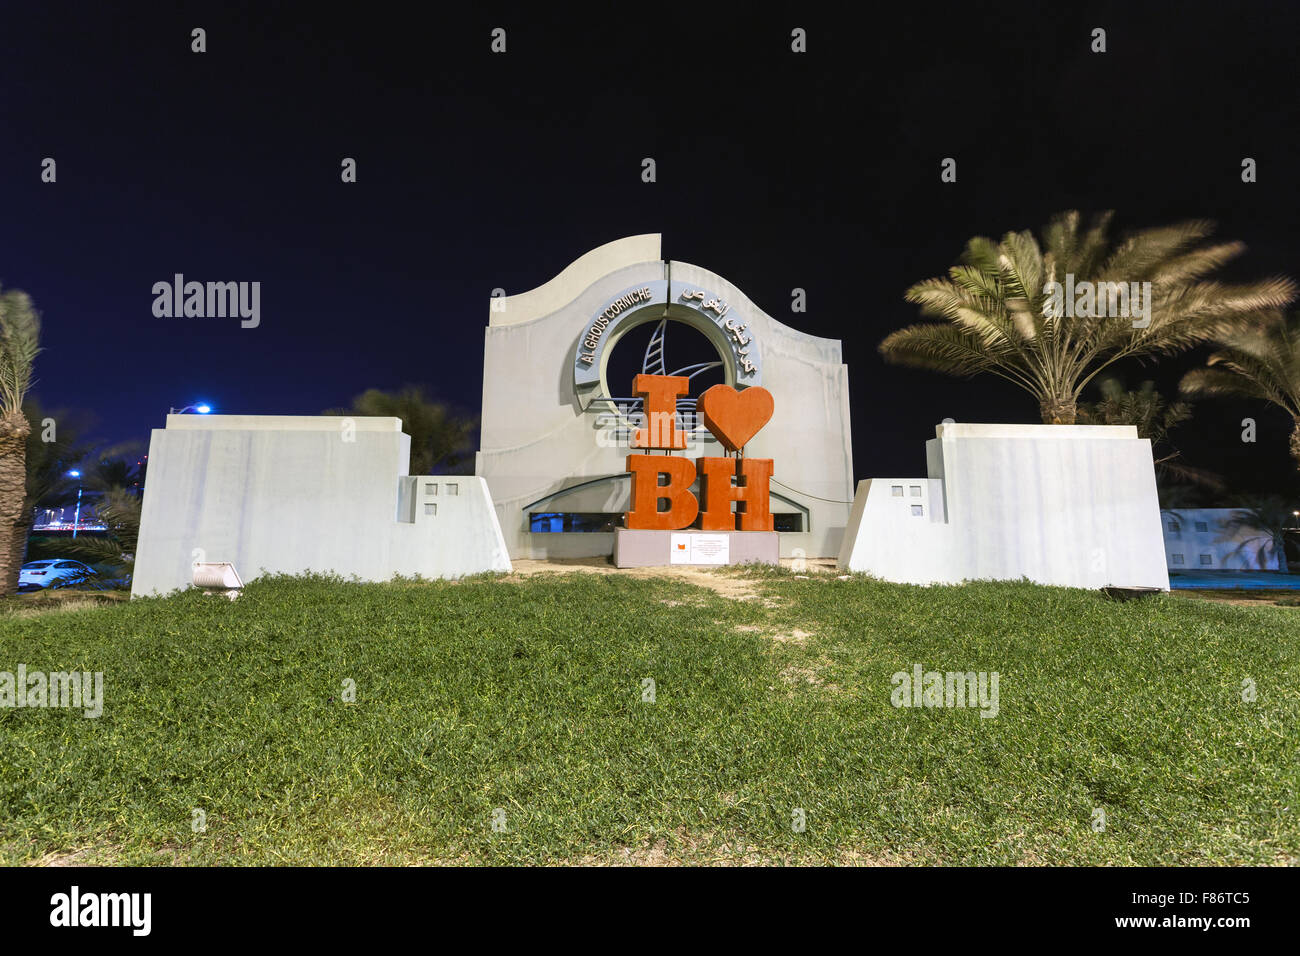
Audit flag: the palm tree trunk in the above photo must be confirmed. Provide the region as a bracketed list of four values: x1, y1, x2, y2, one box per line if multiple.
[1291, 418, 1300, 473]
[0, 419, 30, 596]
[1039, 397, 1077, 425]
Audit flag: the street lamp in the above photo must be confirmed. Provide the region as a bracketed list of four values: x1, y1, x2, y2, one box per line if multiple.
[68, 470, 82, 539]
[170, 403, 213, 415]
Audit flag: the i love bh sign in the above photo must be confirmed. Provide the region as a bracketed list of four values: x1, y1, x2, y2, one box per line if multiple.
[624, 374, 776, 532]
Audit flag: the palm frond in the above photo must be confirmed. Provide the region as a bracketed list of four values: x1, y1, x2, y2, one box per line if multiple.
[879, 323, 999, 375]
[0, 289, 43, 415]
[885, 211, 1298, 423]
[1181, 311, 1300, 418]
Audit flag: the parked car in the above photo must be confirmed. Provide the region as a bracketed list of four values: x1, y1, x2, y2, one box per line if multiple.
[18, 559, 96, 592]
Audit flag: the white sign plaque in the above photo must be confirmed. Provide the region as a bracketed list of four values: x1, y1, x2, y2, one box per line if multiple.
[669, 533, 730, 565]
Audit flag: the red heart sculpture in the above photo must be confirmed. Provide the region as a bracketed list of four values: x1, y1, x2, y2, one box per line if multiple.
[699, 384, 774, 452]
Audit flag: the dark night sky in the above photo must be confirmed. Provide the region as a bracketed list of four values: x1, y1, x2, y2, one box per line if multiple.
[4, 2, 1299, 495]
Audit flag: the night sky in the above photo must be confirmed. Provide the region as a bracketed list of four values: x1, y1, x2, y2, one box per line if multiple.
[4, 2, 1299, 495]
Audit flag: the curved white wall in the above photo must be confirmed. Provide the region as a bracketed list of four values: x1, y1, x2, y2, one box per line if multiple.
[476, 236, 854, 558]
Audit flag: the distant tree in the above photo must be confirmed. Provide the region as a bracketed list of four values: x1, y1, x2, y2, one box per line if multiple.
[1077, 377, 1225, 496]
[61, 486, 140, 588]
[1179, 310, 1300, 472]
[1157, 484, 1207, 511]
[0, 288, 41, 595]
[880, 211, 1295, 423]
[326, 386, 477, 474]
[21, 400, 96, 538]
[84, 447, 144, 494]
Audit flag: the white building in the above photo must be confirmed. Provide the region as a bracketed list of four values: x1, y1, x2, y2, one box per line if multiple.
[475, 235, 855, 559]
[1161, 508, 1286, 572]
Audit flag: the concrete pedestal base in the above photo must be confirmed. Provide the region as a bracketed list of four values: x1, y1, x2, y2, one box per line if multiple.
[613, 527, 779, 568]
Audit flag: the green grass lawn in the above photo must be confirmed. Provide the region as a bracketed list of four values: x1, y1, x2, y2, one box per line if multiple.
[1, 570, 1296, 865]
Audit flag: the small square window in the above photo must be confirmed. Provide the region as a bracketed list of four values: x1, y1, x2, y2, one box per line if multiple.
[1199, 554, 1212, 566]
[1171, 554, 1184, 565]
[424, 503, 437, 516]
[1195, 521, 1209, 533]
[446, 483, 459, 496]
[909, 485, 922, 497]
[911, 504, 924, 516]
[426, 483, 438, 495]
[1166, 521, 1180, 533]
[891, 485, 903, 497]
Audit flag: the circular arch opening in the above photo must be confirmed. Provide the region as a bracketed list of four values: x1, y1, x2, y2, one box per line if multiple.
[604, 317, 728, 398]
[602, 315, 728, 436]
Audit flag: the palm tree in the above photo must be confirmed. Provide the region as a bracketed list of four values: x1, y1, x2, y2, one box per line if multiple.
[325, 386, 477, 474]
[0, 288, 41, 596]
[880, 211, 1295, 423]
[1221, 495, 1296, 573]
[1179, 311, 1300, 471]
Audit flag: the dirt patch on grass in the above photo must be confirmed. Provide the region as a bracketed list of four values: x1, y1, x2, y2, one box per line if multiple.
[502, 555, 851, 603]
[30, 843, 121, 866]
[1170, 590, 1300, 608]
[508, 558, 764, 601]
[778, 656, 838, 691]
[736, 624, 812, 645]
[1175, 595, 1294, 608]
[780, 665, 823, 686]
[570, 828, 924, 866]
[1, 592, 127, 619]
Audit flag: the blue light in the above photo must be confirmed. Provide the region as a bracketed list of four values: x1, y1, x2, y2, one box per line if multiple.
[67, 470, 80, 478]
[195, 404, 212, 414]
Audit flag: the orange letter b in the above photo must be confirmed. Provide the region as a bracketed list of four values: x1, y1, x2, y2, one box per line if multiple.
[625, 454, 699, 530]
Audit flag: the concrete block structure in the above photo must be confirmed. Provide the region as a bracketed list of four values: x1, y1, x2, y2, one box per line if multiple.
[131, 415, 511, 596]
[475, 234, 854, 560]
[838, 423, 1169, 589]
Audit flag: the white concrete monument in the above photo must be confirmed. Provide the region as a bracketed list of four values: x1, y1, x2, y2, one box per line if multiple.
[131, 415, 511, 596]
[838, 423, 1170, 589]
[130, 238, 1172, 595]
[475, 234, 855, 560]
